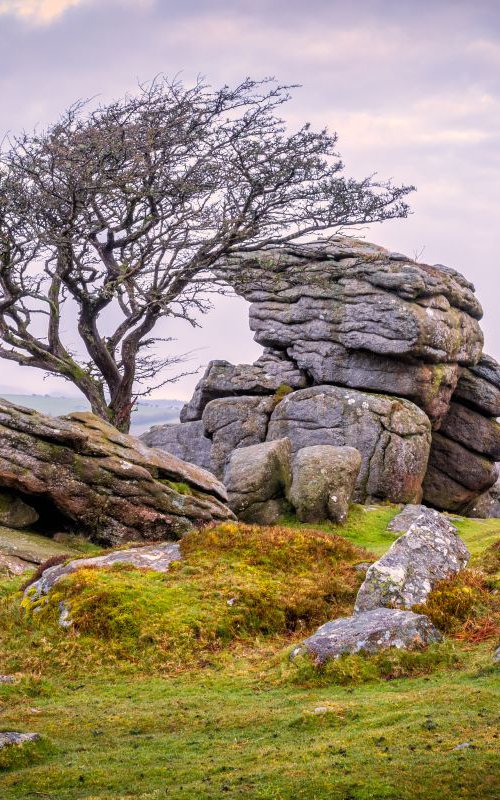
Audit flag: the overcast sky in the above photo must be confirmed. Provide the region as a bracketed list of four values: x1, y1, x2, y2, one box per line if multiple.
[0, 0, 499, 399]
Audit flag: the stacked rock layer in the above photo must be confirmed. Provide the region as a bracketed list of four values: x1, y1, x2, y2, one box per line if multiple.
[142, 238, 500, 513]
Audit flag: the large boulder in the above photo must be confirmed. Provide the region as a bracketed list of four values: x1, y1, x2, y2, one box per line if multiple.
[292, 608, 442, 663]
[0, 401, 233, 546]
[267, 386, 431, 504]
[224, 438, 292, 524]
[288, 445, 361, 523]
[355, 506, 470, 612]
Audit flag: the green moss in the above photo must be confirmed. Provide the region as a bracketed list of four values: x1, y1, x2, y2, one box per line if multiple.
[162, 480, 194, 496]
[270, 383, 294, 409]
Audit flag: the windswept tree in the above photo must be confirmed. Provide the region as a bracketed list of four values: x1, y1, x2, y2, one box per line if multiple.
[0, 77, 413, 431]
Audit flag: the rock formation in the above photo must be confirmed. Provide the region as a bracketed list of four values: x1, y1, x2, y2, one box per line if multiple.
[288, 445, 361, 523]
[0, 400, 233, 546]
[142, 237, 500, 513]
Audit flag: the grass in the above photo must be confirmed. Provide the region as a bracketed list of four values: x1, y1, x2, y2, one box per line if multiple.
[0, 508, 499, 799]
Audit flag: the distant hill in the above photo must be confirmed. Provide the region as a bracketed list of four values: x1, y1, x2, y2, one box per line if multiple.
[0, 394, 183, 436]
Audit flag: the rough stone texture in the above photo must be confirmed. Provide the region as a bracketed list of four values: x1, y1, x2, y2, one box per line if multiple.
[0, 526, 79, 566]
[454, 354, 500, 417]
[0, 732, 40, 749]
[267, 386, 431, 504]
[423, 434, 499, 511]
[288, 445, 361, 523]
[288, 341, 459, 426]
[355, 506, 469, 612]
[24, 541, 181, 602]
[180, 350, 307, 422]
[219, 238, 483, 364]
[0, 554, 33, 575]
[224, 438, 292, 524]
[142, 238, 499, 512]
[464, 472, 500, 518]
[140, 420, 213, 472]
[203, 395, 275, 478]
[292, 608, 442, 663]
[0, 401, 233, 546]
[0, 490, 39, 530]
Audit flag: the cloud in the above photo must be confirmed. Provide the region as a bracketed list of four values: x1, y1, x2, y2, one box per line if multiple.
[0, 0, 85, 23]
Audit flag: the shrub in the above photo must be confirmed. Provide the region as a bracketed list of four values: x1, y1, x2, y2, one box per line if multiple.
[414, 570, 500, 641]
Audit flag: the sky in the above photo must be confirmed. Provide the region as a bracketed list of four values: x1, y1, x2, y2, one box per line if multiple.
[0, 0, 499, 400]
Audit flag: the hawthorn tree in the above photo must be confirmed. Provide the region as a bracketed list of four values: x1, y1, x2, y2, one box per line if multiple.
[0, 77, 414, 432]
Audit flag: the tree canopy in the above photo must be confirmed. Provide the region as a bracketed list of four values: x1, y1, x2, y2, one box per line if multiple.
[0, 77, 414, 431]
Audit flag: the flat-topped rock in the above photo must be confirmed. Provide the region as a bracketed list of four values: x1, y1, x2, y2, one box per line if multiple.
[24, 541, 182, 601]
[292, 608, 442, 663]
[0, 526, 80, 565]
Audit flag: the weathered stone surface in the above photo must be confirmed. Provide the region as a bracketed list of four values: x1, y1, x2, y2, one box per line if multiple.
[224, 438, 292, 524]
[0, 526, 79, 565]
[355, 506, 469, 612]
[140, 420, 213, 472]
[288, 341, 459, 425]
[24, 542, 181, 602]
[0, 490, 39, 530]
[219, 238, 483, 365]
[423, 433, 498, 512]
[288, 445, 361, 523]
[203, 395, 275, 478]
[180, 350, 307, 422]
[267, 386, 431, 504]
[0, 554, 33, 575]
[464, 473, 500, 518]
[0, 732, 40, 749]
[292, 608, 442, 663]
[0, 401, 233, 546]
[142, 237, 495, 511]
[454, 354, 500, 417]
[439, 402, 500, 461]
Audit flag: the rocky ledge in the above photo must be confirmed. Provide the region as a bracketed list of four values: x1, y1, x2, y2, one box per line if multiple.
[0, 401, 233, 545]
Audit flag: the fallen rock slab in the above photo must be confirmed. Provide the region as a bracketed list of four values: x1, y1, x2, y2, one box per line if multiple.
[0, 401, 233, 545]
[465, 473, 500, 518]
[355, 506, 469, 612]
[288, 445, 361, 523]
[292, 608, 442, 663]
[24, 541, 182, 601]
[0, 732, 40, 749]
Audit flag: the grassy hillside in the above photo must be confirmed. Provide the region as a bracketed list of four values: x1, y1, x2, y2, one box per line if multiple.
[0, 507, 499, 799]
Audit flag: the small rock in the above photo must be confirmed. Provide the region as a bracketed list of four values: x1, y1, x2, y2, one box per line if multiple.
[0, 490, 39, 530]
[355, 506, 469, 612]
[292, 608, 442, 663]
[494, 646, 500, 663]
[0, 732, 40, 749]
[0, 675, 15, 684]
[453, 742, 473, 751]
